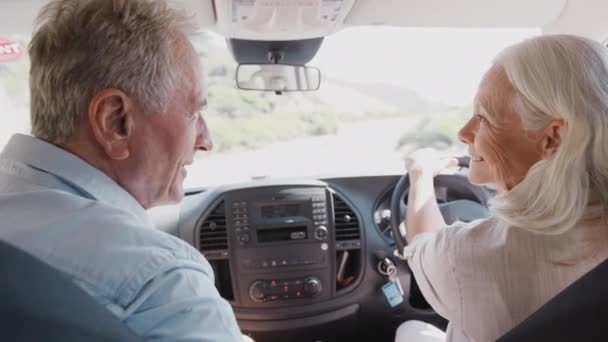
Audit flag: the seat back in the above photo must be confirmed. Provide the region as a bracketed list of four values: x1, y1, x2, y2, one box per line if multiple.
[498, 259, 608, 341]
[0, 240, 142, 341]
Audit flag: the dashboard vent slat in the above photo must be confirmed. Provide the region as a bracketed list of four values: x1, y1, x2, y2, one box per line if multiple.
[333, 194, 361, 241]
[198, 201, 228, 251]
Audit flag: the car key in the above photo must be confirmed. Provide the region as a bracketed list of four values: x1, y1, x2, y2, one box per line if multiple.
[378, 257, 404, 307]
[378, 257, 404, 295]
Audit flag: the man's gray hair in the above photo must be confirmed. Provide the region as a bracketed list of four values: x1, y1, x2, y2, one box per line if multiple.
[492, 34, 608, 233]
[29, 0, 193, 144]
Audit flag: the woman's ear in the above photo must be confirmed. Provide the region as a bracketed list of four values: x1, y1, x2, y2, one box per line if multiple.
[540, 119, 566, 159]
[87, 89, 135, 160]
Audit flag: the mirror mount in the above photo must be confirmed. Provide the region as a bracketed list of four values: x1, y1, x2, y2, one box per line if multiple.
[267, 51, 285, 94]
[267, 51, 285, 64]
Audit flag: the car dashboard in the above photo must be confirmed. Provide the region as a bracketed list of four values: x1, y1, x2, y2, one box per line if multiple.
[150, 174, 490, 342]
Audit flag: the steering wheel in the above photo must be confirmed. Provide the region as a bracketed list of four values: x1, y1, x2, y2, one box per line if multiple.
[390, 156, 489, 256]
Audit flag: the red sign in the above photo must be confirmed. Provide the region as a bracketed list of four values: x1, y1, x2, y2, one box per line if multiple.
[0, 37, 23, 63]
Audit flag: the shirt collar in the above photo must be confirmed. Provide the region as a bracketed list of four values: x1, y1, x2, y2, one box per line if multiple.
[1, 134, 152, 226]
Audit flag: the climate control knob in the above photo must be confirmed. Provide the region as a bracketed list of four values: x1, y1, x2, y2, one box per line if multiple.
[314, 225, 328, 241]
[303, 277, 322, 297]
[249, 281, 266, 302]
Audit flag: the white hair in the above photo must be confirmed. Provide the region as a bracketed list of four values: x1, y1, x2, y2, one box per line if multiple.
[491, 34, 608, 234]
[29, 0, 194, 144]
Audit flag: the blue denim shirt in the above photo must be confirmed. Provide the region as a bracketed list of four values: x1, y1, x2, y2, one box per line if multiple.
[0, 134, 242, 341]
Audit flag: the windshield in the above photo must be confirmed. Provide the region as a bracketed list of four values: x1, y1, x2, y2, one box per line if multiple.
[0, 27, 540, 188]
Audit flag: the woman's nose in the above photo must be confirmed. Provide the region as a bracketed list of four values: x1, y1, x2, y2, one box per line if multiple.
[458, 118, 475, 145]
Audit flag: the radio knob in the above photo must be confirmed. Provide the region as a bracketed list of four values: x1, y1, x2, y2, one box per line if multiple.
[314, 225, 328, 241]
[249, 281, 266, 302]
[303, 277, 322, 297]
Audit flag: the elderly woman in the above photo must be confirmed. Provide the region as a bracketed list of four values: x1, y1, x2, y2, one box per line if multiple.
[396, 34, 608, 342]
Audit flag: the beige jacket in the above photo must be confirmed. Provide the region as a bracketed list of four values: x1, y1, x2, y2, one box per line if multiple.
[404, 205, 608, 342]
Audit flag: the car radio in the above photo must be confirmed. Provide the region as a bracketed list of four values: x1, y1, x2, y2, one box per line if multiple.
[230, 195, 328, 248]
[224, 186, 334, 307]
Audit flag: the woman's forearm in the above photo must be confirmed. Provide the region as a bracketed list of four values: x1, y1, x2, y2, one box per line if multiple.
[406, 173, 446, 242]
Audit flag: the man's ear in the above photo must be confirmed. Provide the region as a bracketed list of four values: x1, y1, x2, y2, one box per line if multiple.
[540, 119, 566, 159]
[87, 89, 135, 160]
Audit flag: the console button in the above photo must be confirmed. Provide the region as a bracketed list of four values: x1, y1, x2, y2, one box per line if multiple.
[238, 232, 251, 245]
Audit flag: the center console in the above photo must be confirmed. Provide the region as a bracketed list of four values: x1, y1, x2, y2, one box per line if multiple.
[224, 186, 335, 307]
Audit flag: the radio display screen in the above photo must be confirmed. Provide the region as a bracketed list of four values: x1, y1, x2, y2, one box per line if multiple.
[257, 226, 308, 243]
[261, 204, 300, 218]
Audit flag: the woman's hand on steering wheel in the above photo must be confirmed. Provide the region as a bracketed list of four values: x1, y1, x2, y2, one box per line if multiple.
[405, 148, 459, 181]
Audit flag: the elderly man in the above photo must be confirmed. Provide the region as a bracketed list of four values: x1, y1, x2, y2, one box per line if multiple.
[0, 0, 242, 341]
[396, 34, 608, 342]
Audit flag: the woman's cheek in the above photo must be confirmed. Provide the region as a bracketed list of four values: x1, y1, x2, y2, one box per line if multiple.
[480, 130, 513, 190]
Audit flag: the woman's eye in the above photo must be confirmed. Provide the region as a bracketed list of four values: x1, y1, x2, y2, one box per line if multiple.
[477, 114, 487, 124]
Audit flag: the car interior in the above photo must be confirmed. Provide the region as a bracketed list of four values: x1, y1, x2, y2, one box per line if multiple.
[2, 0, 608, 341]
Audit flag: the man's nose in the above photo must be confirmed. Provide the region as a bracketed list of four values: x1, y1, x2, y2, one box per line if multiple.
[195, 115, 213, 151]
[458, 118, 475, 145]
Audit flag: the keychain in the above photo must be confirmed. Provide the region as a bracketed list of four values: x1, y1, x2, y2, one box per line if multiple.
[378, 257, 404, 307]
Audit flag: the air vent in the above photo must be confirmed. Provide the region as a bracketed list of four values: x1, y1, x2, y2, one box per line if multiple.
[333, 194, 361, 241]
[198, 201, 228, 251]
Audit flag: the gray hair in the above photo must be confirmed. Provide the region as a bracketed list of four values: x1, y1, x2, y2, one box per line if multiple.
[491, 34, 608, 233]
[29, 0, 193, 144]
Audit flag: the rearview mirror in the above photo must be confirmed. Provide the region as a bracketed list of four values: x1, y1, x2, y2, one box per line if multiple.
[236, 64, 321, 92]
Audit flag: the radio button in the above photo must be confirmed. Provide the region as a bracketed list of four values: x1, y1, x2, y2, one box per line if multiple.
[238, 232, 251, 245]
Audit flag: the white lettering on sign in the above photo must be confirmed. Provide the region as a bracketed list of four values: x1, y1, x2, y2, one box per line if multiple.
[0, 37, 23, 63]
[0, 43, 20, 55]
